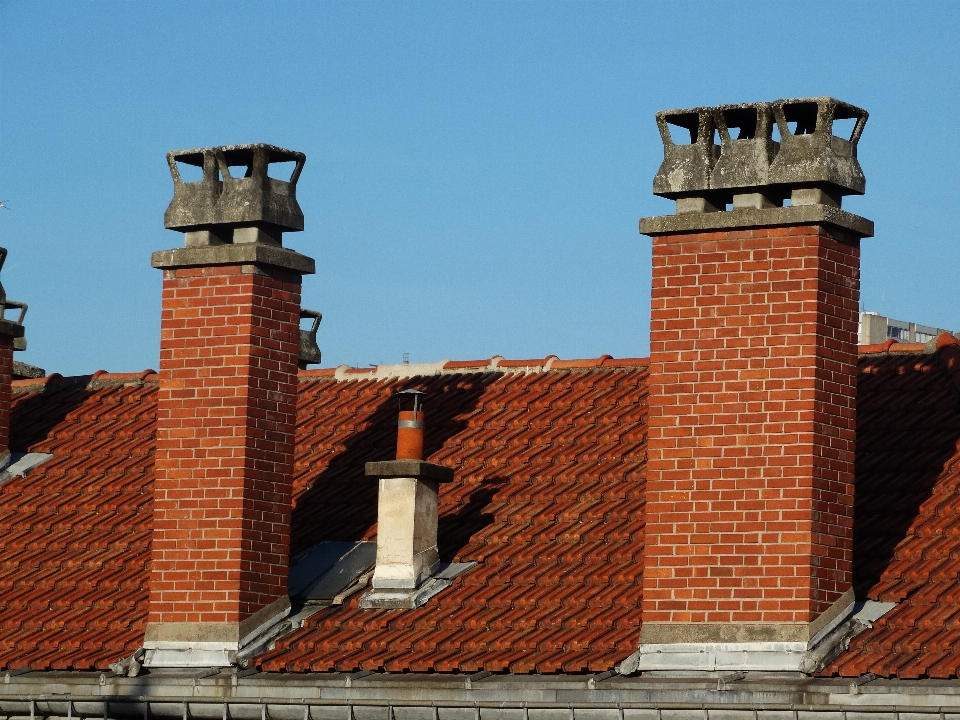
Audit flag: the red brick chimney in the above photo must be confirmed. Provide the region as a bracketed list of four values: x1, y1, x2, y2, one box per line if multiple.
[638, 99, 872, 671]
[0, 248, 25, 467]
[144, 145, 314, 667]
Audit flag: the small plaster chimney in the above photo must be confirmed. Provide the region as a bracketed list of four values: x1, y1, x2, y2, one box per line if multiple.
[361, 390, 454, 609]
[145, 144, 315, 667]
[638, 98, 872, 672]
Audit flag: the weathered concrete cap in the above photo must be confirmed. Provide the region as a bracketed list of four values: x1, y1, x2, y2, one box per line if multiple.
[365, 460, 455, 483]
[0, 320, 25, 339]
[652, 97, 867, 201]
[640, 203, 874, 238]
[151, 243, 316, 274]
[767, 97, 867, 195]
[710, 102, 777, 190]
[653, 106, 718, 199]
[164, 144, 305, 232]
[298, 309, 322, 367]
[12, 361, 44, 380]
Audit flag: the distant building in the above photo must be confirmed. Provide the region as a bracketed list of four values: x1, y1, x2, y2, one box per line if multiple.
[859, 310, 954, 345]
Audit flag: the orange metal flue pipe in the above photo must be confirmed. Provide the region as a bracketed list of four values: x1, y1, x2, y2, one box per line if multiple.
[396, 390, 425, 460]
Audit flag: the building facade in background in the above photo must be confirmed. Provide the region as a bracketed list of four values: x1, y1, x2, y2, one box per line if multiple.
[859, 311, 955, 345]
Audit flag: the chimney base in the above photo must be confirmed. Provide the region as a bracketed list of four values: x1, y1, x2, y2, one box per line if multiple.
[359, 561, 476, 610]
[634, 589, 855, 673]
[142, 596, 291, 668]
[362, 460, 458, 609]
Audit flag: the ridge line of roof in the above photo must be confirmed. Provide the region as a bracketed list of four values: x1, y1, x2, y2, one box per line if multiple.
[21, 336, 960, 391]
[12, 369, 161, 393]
[299, 356, 650, 381]
[858, 332, 960, 357]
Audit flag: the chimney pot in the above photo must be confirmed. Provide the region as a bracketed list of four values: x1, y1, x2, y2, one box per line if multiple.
[396, 389, 425, 460]
[164, 144, 306, 248]
[652, 97, 867, 214]
[298, 309, 322, 369]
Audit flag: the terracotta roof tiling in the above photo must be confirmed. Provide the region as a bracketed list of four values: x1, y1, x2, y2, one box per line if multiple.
[0, 376, 157, 670]
[5, 342, 960, 677]
[0, 358, 651, 671]
[260, 364, 649, 674]
[825, 344, 960, 678]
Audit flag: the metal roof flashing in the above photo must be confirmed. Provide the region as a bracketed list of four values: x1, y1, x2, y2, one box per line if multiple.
[358, 561, 477, 610]
[0, 452, 52, 485]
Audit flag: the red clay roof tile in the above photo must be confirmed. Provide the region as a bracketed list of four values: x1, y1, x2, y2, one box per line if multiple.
[259, 362, 648, 673]
[821, 347, 960, 678]
[2, 347, 960, 677]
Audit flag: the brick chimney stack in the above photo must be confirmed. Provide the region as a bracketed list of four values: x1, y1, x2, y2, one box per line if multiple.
[638, 99, 872, 672]
[0, 248, 26, 467]
[145, 145, 315, 667]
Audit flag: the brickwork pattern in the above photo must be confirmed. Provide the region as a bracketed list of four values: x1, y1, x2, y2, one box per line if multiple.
[0, 336, 13, 458]
[149, 263, 302, 625]
[643, 225, 860, 625]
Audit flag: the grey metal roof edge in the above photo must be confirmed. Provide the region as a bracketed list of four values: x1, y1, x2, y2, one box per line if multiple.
[8, 670, 960, 712]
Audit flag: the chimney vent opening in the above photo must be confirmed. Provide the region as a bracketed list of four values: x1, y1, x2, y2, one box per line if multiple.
[268, 160, 299, 182]
[832, 112, 859, 142]
[663, 112, 703, 145]
[174, 159, 204, 183]
[782, 101, 819, 135]
[722, 107, 759, 140]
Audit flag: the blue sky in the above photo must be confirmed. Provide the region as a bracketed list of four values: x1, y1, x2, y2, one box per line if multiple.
[1, 2, 958, 375]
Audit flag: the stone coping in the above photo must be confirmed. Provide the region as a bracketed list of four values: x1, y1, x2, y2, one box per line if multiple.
[151, 243, 316, 274]
[0, 320, 25, 339]
[640, 204, 874, 238]
[365, 460, 455, 483]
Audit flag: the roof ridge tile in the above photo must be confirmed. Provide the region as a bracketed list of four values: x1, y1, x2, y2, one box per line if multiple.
[296, 356, 648, 382]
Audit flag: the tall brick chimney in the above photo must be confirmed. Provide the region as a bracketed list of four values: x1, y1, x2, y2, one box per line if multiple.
[638, 99, 872, 671]
[144, 145, 315, 667]
[0, 248, 25, 467]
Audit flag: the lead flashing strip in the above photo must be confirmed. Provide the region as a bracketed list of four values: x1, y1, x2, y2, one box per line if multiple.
[358, 561, 476, 610]
[0, 453, 52, 485]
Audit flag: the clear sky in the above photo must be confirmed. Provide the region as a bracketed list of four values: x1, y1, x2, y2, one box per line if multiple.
[1, 1, 958, 376]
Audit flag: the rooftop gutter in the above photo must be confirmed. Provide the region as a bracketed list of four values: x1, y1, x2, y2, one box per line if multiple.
[7, 671, 960, 717]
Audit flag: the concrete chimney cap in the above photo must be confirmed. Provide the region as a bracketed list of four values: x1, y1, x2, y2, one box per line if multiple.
[771, 97, 868, 139]
[652, 96, 868, 201]
[167, 144, 305, 176]
[164, 143, 306, 234]
[298, 309, 322, 369]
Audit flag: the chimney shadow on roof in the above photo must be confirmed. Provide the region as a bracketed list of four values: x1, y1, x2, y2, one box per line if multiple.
[438, 476, 507, 562]
[10, 377, 95, 452]
[852, 354, 960, 599]
[289, 372, 497, 557]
